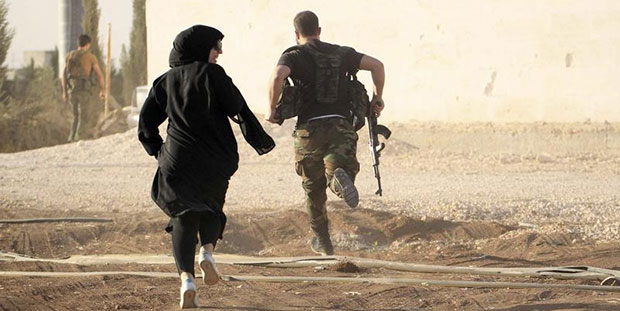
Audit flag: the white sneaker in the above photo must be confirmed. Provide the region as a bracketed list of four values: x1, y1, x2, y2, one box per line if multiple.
[179, 278, 198, 309]
[198, 251, 221, 285]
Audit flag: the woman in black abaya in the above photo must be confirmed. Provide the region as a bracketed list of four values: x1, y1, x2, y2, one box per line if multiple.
[138, 25, 272, 309]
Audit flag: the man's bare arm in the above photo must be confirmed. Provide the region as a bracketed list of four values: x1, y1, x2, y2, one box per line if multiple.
[266, 65, 291, 123]
[359, 55, 384, 97]
[359, 55, 385, 116]
[92, 61, 106, 99]
[61, 66, 68, 102]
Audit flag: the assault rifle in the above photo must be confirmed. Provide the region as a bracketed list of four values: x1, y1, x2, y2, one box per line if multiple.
[367, 102, 391, 196]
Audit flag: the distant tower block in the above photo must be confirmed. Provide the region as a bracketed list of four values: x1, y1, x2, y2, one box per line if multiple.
[58, 0, 84, 77]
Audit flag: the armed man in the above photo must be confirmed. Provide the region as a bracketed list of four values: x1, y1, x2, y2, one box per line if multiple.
[267, 10, 385, 256]
[61, 34, 105, 142]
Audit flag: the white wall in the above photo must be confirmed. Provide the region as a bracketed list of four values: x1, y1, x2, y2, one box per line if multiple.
[145, 0, 620, 122]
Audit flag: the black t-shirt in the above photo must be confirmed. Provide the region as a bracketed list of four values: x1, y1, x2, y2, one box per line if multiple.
[277, 39, 364, 123]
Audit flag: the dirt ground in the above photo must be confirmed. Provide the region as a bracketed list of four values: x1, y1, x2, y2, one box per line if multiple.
[1, 121, 620, 310]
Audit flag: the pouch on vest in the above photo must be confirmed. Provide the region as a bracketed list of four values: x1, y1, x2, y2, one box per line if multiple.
[346, 71, 370, 131]
[274, 77, 302, 125]
[274, 45, 359, 127]
[66, 50, 93, 93]
[68, 77, 92, 94]
[302, 45, 351, 106]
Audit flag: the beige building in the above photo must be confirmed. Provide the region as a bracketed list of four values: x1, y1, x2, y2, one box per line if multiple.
[145, 0, 620, 122]
[23, 51, 55, 69]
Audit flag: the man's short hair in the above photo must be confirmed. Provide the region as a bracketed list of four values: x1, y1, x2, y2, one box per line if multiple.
[78, 34, 91, 47]
[294, 11, 319, 37]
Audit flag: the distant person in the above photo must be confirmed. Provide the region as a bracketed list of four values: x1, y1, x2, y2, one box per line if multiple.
[61, 34, 105, 142]
[266, 11, 385, 255]
[139, 25, 273, 309]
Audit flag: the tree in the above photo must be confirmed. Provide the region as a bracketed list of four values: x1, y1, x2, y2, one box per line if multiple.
[81, 0, 103, 69]
[121, 0, 147, 106]
[51, 46, 59, 78]
[0, 64, 67, 153]
[129, 0, 147, 85]
[80, 0, 104, 134]
[110, 60, 123, 106]
[0, 0, 14, 103]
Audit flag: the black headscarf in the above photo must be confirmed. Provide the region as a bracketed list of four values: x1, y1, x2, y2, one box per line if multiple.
[166, 24, 275, 156]
[168, 25, 224, 67]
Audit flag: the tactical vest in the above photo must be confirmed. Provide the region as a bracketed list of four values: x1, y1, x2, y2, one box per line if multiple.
[300, 44, 352, 107]
[302, 44, 370, 130]
[66, 50, 92, 93]
[275, 44, 359, 125]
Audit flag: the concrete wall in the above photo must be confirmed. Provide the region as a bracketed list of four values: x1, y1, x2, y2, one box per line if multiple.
[145, 0, 620, 122]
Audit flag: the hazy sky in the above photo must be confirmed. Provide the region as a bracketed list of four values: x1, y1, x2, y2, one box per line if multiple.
[5, 0, 132, 68]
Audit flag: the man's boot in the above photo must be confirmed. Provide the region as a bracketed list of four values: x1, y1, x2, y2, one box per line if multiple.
[310, 235, 334, 256]
[307, 203, 334, 256]
[331, 168, 359, 208]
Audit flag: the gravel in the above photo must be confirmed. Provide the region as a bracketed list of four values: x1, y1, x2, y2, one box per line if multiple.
[1, 121, 619, 242]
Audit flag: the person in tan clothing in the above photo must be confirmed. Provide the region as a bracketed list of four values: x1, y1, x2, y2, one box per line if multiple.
[61, 34, 105, 142]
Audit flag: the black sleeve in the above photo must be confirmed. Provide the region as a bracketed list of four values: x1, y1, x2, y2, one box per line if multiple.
[208, 64, 243, 117]
[138, 75, 168, 157]
[277, 50, 297, 72]
[345, 47, 365, 72]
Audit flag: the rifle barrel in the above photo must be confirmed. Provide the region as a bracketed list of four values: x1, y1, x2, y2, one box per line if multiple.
[373, 164, 382, 196]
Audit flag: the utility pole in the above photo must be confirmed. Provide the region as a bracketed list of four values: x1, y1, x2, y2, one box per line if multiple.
[104, 23, 111, 118]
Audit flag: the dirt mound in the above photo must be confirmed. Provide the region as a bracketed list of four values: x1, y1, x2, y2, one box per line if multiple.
[218, 207, 516, 256]
[0, 207, 516, 259]
[329, 259, 362, 273]
[219, 208, 311, 255]
[2, 207, 620, 311]
[486, 232, 581, 260]
[0, 209, 170, 258]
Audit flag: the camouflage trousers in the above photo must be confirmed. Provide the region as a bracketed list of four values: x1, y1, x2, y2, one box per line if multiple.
[67, 90, 92, 142]
[293, 117, 360, 238]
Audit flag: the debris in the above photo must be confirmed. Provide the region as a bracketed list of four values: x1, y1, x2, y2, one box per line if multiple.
[344, 291, 361, 296]
[601, 277, 620, 287]
[330, 260, 362, 273]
